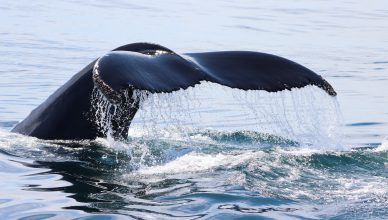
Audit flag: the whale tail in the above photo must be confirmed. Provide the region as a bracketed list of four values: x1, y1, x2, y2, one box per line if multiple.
[95, 44, 336, 99]
[12, 43, 337, 140]
[90, 43, 336, 140]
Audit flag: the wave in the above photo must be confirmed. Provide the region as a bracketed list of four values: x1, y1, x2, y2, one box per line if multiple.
[0, 127, 387, 219]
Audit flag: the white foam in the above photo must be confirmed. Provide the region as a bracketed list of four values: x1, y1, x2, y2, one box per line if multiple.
[0, 129, 40, 150]
[274, 147, 323, 156]
[375, 137, 388, 152]
[137, 151, 262, 175]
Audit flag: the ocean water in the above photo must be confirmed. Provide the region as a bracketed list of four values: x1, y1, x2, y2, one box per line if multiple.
[1, 0, 388, 219]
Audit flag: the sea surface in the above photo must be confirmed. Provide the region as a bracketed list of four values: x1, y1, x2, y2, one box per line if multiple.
[1, 0, 388, 219]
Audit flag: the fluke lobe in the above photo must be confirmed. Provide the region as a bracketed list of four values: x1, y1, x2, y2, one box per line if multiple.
[12, 43, 337, 140]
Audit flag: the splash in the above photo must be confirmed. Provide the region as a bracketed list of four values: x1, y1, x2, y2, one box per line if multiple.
[128, 82, 344, 149]
[90, 86, 146, 139]
[376, 138, 388, 152]
[88, 82, 345, 172]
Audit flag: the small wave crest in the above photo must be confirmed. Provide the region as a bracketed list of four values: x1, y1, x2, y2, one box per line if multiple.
[376, 137, 388, 152]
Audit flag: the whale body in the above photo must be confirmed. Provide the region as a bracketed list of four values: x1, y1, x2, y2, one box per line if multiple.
[12, 43, 336, 140]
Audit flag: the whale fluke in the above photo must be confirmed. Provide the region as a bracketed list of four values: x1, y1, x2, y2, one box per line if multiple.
[12, 43, 336, 140]
[95, 49, 336, 97]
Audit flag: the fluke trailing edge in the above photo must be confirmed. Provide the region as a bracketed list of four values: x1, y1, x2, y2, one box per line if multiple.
[12, 43, 337, 140]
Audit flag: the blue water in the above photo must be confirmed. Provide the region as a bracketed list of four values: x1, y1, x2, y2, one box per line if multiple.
[1, 0, 388, 219]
